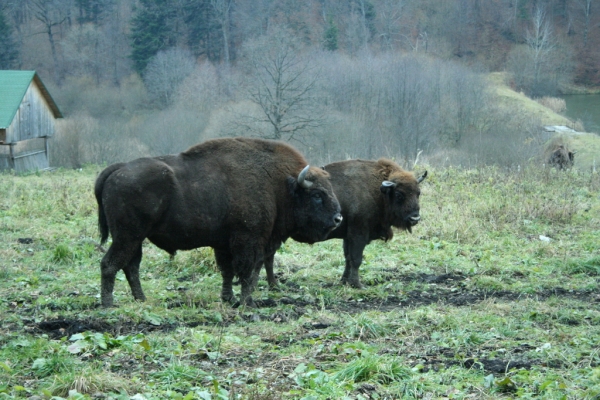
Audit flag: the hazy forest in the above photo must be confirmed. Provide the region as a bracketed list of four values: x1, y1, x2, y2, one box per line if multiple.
[1, 0, 599, 167]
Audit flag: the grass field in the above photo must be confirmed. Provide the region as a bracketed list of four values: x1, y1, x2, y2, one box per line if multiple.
[0, 164, 599, 399]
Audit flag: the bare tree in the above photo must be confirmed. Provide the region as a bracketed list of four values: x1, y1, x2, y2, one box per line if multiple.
[507, 4, 574, 96]
[30, 0, 72, 83]
[210, 0, 231, 66]
[577, 0, 593, 47]
[143, 47, 196, 108]
[239, 28, 325, 142]
[375, 0, 407, 51]
[525, 5, 556, 94]
[61, 23, 107, 83]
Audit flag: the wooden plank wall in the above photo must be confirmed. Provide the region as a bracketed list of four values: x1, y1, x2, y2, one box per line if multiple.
[0, 137, 49, 172]
[1, 80, 55, 172]
[5, 82, 55, 144]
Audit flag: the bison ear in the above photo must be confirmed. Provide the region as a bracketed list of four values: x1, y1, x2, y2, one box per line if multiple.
[417, 171, 428, 184]
[380, 180, 396, 195]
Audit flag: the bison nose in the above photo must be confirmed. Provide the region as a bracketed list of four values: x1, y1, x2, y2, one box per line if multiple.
[334, 214, 343, 227]
[409, 215, 420, 225]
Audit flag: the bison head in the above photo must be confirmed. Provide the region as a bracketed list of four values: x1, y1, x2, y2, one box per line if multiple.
[380, 170, 427, 232]
[289, 165, 342, 243]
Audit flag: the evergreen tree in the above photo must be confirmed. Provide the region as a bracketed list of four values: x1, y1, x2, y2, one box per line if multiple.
[323, 17, 338, 51]
[75, 0, 115, 24]
[0, 8, 18, 69]
[129, 0, 178, 74]
[184, 0, 222, 62]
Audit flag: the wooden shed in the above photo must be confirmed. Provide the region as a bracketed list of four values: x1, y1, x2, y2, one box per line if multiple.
[0, 70, 63, 172]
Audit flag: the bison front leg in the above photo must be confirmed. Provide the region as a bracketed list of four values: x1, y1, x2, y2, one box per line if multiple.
[238, 268, 258, 308]
[263, 253, 279, 288]
[341, 235, 369, 288]
[215, 250, 237, 305]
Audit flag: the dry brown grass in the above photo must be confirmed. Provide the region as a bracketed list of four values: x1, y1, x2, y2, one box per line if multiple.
[535, 96, 567, 113]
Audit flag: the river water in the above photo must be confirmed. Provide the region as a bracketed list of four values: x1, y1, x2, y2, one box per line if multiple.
[561, 94, 600, 133]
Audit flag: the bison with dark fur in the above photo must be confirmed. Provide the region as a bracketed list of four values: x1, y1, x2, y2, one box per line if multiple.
[548, 145, 575, 170]
[95, 137, 342, 307]
[263, 158, 426, 288]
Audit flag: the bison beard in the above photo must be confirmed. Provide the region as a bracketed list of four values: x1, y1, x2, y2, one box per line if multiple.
[95, 137, 342, 307]
[263, 158, 426, 289]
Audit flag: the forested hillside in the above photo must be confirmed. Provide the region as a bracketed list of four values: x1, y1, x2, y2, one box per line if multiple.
[0, 0, 597, 167]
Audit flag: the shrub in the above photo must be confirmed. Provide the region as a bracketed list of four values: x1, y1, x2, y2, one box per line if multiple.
[536, 97, 567, 113]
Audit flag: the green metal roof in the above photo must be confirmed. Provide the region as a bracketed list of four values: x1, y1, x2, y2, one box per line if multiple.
[0, 70, 63, 129]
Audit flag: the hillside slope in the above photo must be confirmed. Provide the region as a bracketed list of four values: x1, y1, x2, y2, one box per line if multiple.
[489, 72, 600, 171]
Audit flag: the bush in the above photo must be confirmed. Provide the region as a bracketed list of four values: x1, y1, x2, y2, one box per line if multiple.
[536, 97, 566, 113]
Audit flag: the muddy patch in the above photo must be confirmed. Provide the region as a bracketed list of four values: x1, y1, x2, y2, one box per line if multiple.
[33, 318, 178, 339]
[14, 272, 600, 343]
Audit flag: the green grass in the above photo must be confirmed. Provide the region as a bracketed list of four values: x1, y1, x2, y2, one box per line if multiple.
[0, 165, 599, 399]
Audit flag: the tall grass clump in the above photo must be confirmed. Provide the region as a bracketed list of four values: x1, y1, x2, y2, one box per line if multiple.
[535, 97, 567, 113]
[333, 354, 411, 384]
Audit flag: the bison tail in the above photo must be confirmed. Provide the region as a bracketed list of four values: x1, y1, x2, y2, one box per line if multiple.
[94, 163, 125, 245]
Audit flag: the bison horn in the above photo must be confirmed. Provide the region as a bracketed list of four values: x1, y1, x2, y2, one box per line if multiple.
[381, 180, 396, 188]
[417, 171, 428, 184]
[298, 165, 313, 189]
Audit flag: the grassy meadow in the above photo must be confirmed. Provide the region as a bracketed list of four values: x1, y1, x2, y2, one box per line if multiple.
[0, 164, 599, 399]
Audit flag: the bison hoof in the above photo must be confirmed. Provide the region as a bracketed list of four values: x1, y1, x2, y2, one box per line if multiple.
[222, 295, 238, 306]
[101, 301, 115, 308]
[341, 278, 364, 289]
[233, 297, 257, 309]
[268, 280, 281, 291]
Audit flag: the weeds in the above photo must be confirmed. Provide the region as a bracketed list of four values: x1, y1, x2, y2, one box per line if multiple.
[0, 166, 598, 398]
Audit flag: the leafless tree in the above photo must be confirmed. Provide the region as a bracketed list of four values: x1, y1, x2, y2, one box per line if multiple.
[211, 0, 232, 66]
[61, 23, 107, 83]
[143, 47, 196, 108]
[29, 0, 72, 83]
[577, 0, 593, 47]
[525, 5, 556, 92]
[507, 4, 574, 96]
[375, 0, 407, 51]
[239, 28, 326, 142]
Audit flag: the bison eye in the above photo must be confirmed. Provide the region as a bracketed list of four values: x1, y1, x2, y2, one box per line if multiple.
[311, 192, 323, 204]
[395, 192, 405, 202]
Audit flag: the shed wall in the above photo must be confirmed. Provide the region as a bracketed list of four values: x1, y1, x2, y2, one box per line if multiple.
[5, 82, 56, 143]
[0, 137, 49, 172]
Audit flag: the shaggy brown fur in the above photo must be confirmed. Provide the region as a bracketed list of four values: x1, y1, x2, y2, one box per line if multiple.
[95, 137, 341, 307]
[263, 158, 426, 288]
[548, 145, 575, 170]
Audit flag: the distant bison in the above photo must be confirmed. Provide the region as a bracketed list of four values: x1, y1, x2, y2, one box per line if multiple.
[95, 137, 342, 307]
[263, 158, 427, 288]
[548, 145, 575, 170]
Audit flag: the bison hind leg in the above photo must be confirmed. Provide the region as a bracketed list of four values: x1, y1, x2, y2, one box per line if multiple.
[101, 241, 145, 307]
[123, 244, 146, 302]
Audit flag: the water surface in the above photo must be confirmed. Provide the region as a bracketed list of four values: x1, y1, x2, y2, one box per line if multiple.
[561, 94, 600, 133]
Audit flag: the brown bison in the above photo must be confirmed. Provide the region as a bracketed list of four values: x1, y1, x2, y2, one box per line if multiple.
[263, 158, 426, 288]
[548, 145, 575, 170]
[94, 137, 342, 307]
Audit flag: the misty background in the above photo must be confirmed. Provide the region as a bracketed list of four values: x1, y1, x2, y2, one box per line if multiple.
[0, 0, 596, 169]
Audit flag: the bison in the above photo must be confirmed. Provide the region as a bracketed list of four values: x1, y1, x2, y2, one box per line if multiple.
[94, 137, 342, 307]
[262, 158, 426, 288]
[548, 145, 575, 170]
